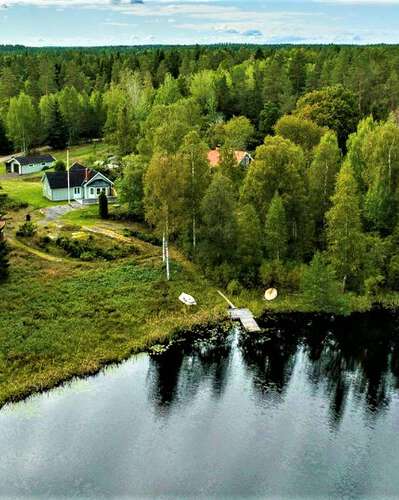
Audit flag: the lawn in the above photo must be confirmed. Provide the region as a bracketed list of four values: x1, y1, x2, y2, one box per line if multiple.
[0, 246, 224, 408]
[0, 177, 57, 209]
[52, 142, 114, 166]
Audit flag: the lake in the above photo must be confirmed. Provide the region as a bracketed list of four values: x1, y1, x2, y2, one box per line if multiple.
[2, 311, 399, 498]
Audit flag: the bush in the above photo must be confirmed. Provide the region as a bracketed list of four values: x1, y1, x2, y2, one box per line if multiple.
[212, 262, 236, 286]
[123, 228, 162, 246]
[0, 240, 9, 281]
[388, 254, 399, 291]
[365, 275, 385, 297]
[55, 235, 136, 261]
[227, 279, 242, 296]
[260, 259, 304, 292]
[99, 191, 108, 219]
[16, 221, 37, 237]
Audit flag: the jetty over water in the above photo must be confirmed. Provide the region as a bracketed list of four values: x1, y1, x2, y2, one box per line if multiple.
[217, 291, 261, 333]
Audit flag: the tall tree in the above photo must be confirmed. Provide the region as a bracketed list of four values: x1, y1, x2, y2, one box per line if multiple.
[223, 116, 255, 150]
[326, 162, 364, 290]
[178, 131, 210, 254]
[264, 192, 288, 262]
[308, 131, 342, 237]
[199, 173, 238, 268]
[47, 101, 68, 150]
[274, 115, 325, 153]
[236, 204, 263, 283]
[241, 136, 307, 258]
[118, 154, 148, 220]
[294, 84, 358, 150]
[6, 93, 38, 152]
[363, 120, 399, 233]
[144, 152, 186, 280]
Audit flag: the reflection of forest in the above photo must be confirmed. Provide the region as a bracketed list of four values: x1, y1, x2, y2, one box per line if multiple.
[241, 311, 399, 425]
[147, 340, 233, 416]
[147, 312, 399, 424]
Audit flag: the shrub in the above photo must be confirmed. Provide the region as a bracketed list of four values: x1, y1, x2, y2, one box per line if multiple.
[365, 275, 385, 297]
[99, 191, 108, 219]
[0, 240, 9, 281]
[16, 221, 37, 237]
[212, 262, 236, 286]
[123, 228, 162, 246]
[227, 279, 242, 296]
[260, 259, 304, 292]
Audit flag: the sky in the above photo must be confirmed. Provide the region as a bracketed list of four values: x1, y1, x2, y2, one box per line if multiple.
[0, 0, 398, 47]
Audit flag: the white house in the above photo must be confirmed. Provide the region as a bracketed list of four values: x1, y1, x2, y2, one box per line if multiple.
[42, 163, 115, 204]
[5, 154, 55, 175]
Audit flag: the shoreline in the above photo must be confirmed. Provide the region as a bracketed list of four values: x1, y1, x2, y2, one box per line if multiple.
[2, 305, 398, 411]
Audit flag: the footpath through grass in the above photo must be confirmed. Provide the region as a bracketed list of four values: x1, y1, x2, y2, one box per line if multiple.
[0, 247, 224, 408]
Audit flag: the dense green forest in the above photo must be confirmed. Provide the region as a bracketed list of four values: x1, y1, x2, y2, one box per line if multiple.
[2, 44, 399, 310]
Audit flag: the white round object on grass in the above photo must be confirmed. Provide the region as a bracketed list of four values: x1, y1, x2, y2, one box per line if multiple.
[264, 288, 278, 301]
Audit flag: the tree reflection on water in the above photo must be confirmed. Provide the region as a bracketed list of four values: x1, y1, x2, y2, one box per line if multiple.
[146, 311, 399, 427]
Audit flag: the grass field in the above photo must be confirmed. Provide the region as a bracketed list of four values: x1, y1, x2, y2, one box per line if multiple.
[0, 177, 57, 209]
[0, 240, 225, 408]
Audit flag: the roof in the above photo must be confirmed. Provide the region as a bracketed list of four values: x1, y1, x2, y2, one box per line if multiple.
[11, 154, 55, 166]
[44, 168, 97, 190]
[207, 149, 250, 167]
[70, 162, 86, 171]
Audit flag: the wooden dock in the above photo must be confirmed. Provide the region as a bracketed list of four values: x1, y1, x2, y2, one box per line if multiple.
[217, 291, 261, 333]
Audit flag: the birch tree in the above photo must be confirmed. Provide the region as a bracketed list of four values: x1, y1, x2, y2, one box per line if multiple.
[6, 93, 37, 152]
[326, 162, 364, 291]
[144, 152, 185, 280]
[178, 131, 210, 255]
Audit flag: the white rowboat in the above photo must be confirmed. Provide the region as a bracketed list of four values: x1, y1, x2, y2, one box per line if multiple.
[179, 293, 197, 306]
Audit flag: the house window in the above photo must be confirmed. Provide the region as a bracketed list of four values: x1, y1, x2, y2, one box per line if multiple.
[96, 188, 101, 195]
[74, 187, 80, 195]
[90, 188, 94, 195]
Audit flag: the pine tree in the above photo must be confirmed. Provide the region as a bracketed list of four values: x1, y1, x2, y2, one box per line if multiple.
[326, 162, 364, 290]
[264, 193, 288, 261]
[47, 101, 68, 150]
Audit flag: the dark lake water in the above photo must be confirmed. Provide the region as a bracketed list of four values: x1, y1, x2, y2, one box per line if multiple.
[2, 312, 399, 499]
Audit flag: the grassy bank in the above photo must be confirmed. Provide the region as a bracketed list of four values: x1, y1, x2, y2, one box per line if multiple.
[0, 246, 225, 408]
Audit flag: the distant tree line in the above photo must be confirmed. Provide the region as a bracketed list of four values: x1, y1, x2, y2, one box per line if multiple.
[0, 45, 399, 154]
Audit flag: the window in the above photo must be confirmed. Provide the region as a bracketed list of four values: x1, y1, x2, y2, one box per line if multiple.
[74, 187, 80, 195]
[90, 188, 94, 195]
[96, 188, 101, 195]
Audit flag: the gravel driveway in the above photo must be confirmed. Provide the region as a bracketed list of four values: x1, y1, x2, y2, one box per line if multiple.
[41, 202, 82, 222]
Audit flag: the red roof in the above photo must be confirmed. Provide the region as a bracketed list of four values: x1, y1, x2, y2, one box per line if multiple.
[207, 149, 248, 167]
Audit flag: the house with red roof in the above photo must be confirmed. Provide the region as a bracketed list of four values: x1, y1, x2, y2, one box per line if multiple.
[207, 149, 253, 168]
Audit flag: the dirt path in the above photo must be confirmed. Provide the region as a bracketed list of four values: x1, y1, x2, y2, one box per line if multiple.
[8, 236, 63, 262]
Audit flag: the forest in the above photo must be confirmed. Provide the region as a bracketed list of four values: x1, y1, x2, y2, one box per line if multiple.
[2, 44, 399, 310]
